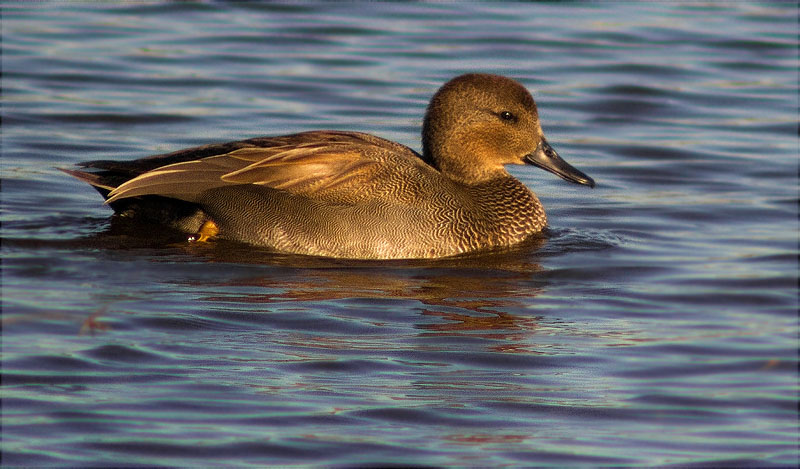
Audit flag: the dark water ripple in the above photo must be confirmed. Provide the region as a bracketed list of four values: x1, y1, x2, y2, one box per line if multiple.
[2, 2, 798, 467]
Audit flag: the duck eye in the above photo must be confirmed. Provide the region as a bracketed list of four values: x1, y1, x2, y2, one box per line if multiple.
[499, 111, 516, 122]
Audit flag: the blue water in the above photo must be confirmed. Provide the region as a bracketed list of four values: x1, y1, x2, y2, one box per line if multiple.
[2, 3, 797, 467]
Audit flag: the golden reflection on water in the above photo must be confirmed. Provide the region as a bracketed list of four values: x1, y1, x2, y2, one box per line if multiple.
[185, 236, 548, 352]
[22, 232, 550, 353]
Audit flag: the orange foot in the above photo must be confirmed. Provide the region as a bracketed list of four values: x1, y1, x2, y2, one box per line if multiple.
[189, 220, 219, 243]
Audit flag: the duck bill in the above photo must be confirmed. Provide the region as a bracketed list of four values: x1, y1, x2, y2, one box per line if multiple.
[524, 138, 595, 188]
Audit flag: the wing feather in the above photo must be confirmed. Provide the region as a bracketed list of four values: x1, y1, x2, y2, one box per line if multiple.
[103, 131, 432, 206]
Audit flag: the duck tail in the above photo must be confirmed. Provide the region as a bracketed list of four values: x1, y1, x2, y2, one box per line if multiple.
[59, 167, 115, 199]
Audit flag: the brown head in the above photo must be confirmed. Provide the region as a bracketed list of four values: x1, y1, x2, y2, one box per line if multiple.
[422, 73, 594, 187]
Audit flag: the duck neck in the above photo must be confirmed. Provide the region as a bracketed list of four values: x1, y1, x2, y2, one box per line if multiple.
[428, 153, 508, 186]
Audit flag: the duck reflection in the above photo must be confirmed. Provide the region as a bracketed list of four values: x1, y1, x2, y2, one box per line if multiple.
[176, 236, 549, 352]
[74, 223, 550, 354]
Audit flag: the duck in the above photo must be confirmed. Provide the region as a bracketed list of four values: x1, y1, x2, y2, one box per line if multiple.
[62, 73, 595, 259]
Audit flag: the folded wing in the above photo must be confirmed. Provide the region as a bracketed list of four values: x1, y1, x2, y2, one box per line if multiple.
[105, 131, 434, 206]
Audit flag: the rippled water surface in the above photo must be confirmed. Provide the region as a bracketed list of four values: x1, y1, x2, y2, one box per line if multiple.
[2, 3, 797, 467]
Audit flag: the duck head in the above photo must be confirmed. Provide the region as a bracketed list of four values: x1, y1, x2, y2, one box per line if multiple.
[422, 73, 594, 188]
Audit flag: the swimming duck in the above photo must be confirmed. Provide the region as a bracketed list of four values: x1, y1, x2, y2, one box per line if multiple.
[63, 73, 594, 259]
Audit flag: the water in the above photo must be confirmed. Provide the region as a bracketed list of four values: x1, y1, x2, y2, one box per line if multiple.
[2, 3, 797, 467]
